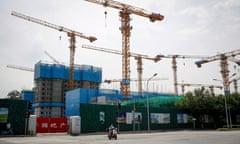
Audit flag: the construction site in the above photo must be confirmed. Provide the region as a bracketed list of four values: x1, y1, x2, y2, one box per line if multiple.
[1, 0, 240, 135]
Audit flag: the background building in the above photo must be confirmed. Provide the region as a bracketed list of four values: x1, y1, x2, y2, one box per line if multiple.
[33, 61, 102, 117]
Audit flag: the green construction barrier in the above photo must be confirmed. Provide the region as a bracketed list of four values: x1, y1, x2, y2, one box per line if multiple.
[0, 99, 28, 135]
[79, 103, 192, 133]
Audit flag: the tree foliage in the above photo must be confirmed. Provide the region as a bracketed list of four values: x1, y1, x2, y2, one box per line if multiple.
[7, 90, 21, 99]
[176, 88, 240, 121]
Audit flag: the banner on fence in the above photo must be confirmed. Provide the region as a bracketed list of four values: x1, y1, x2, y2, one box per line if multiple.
[37, 117, 68, 133]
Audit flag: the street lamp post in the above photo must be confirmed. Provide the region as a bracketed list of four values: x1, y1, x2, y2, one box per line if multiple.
[213, 74, 236, 129]
[213, 73, 236, 129]
[213, 79, 229, 128]
[133, 97, 136, 131]
[146, 73, 157, 132]
[213, 78, 229, 128]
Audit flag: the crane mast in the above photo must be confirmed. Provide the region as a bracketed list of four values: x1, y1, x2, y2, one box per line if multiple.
[11, 11, 97, 89]
[82, 44, 161, 96]
[230, 76, 240, 93]
[121, 10, 131, 96]
[69, 33, 76, 89]
[232, 79, 239, 93]
[172, 56, 178, 96]
[136, 56, 143, 96]
[83, 0, 164, 96]
[220, 56, 230, 94]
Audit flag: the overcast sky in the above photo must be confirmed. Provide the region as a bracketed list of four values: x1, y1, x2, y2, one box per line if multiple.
[1, 0, 240, 98]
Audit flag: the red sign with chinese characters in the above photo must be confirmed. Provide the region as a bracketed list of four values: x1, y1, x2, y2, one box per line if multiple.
[37, 117, 68, 133]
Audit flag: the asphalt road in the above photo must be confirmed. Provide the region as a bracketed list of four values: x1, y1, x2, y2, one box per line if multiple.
[1, 130, 240, 144]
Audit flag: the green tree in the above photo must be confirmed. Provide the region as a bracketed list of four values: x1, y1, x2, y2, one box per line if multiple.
[7, 90, 21, 100]
[176, 88, 230, 128]
[227, 93, 240, 113]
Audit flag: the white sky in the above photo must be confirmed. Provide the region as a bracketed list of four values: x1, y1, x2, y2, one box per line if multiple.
[1, 0, 240, 98]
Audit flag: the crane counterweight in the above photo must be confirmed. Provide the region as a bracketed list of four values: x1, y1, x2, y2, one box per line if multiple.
[149, 13, 164, 22]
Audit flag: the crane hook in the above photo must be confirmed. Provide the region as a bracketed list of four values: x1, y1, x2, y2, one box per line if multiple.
[104, 10, 107, 28]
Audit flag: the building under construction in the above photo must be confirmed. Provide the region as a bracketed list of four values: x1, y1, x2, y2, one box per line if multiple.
[29, 60, 181, 118]
[33, 61, 102, 117]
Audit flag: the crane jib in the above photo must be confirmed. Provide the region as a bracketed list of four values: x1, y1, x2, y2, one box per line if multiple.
[83, 0, 164, 22]
[11, 11, 97, 42]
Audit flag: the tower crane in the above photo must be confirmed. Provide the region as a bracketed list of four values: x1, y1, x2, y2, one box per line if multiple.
[81, 44, 161, 96]
[11, 11, 97, 89]
[177, 83, 223, 96]
[195, 49, 240, 94]
[82, 0, 164, 96]
[157, 54, 209, 96]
